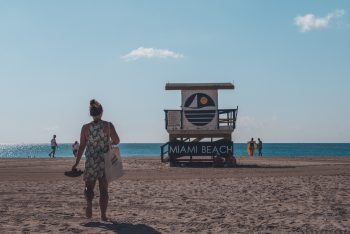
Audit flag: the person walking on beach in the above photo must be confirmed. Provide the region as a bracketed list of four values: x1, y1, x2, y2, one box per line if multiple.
[49, 135, 57, 158]
[257, 138, 263, 157]
[249, 138, 256, 157]
[72, 141, 79, 157]
[72, 99, 120, 221]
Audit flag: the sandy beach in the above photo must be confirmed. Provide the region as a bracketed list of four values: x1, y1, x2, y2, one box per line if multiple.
[0, 156, 349, 233]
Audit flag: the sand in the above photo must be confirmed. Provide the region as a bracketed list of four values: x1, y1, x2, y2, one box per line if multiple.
[0, 156, 350, 233]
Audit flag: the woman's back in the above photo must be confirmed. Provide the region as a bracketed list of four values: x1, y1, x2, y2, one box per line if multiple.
[85, 121, 109, 158]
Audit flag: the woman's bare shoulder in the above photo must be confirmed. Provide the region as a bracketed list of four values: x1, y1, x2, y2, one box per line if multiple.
[82, 123, 91, 131]
[102, 120, 112, 126]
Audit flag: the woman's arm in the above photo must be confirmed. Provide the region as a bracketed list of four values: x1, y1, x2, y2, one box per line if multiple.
[109, 123, 120, 145]
[72, 125, 87, 170]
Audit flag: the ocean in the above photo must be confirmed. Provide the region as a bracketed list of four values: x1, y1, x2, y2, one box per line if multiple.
[0, 143, 349, 158]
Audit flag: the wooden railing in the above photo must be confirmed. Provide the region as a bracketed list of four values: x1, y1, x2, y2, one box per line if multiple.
[218, 108, 238, 129]
[164, 107, 238, 130]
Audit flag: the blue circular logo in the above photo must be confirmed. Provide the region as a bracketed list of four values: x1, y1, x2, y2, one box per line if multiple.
[184, 93, 216, 126]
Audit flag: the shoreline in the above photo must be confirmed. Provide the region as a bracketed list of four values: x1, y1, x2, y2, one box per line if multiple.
[1, 156, 349, 233]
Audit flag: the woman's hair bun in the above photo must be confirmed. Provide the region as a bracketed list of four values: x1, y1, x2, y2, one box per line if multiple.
[90, 99, 97, 105]
[89, 99, 103, 116]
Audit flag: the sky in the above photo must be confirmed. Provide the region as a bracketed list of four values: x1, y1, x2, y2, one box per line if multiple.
[1, 1, 350, 144]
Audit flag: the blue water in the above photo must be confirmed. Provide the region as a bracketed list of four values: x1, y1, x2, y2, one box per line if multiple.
[0, 143, 349, 158]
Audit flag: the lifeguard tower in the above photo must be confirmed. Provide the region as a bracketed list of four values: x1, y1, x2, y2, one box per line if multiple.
[161, 83, 238, 167]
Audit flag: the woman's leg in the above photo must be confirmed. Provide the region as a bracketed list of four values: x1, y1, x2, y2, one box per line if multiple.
[98, 177, 109, 220]
[85, 180, 96, 218]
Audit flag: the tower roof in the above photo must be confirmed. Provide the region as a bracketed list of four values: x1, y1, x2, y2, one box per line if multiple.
[165, 83, 234, 90]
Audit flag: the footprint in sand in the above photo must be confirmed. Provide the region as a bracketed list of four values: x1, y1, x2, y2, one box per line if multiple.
[177, 212, 187, 218]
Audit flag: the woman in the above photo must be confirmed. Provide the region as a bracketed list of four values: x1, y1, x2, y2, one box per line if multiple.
[248, 138, 256, 157]
[72, 99, 120, 220]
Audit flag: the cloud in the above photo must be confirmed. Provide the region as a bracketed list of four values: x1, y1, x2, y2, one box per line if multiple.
[294, 9, 345, 32]
[122, 47, 184, 61]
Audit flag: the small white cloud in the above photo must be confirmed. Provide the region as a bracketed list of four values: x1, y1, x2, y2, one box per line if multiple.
[294, 9, 345, 32]
[122, 47, 184, 61]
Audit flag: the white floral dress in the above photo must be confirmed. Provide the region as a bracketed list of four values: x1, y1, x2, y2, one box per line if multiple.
[84, 121, 109, 182]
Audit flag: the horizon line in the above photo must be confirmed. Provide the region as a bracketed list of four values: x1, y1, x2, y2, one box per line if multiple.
[1, 142, 349, 145]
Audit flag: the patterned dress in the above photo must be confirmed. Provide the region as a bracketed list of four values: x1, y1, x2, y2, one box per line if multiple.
[84, 121, 109, 182]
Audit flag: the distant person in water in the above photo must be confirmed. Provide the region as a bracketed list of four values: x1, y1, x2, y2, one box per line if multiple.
[249, 138, 256, 157]
[72, 141, 79, 157]
[72, 99, 120, 221]
[257, 138, 263, 157]
[49, 135, 57, 158]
